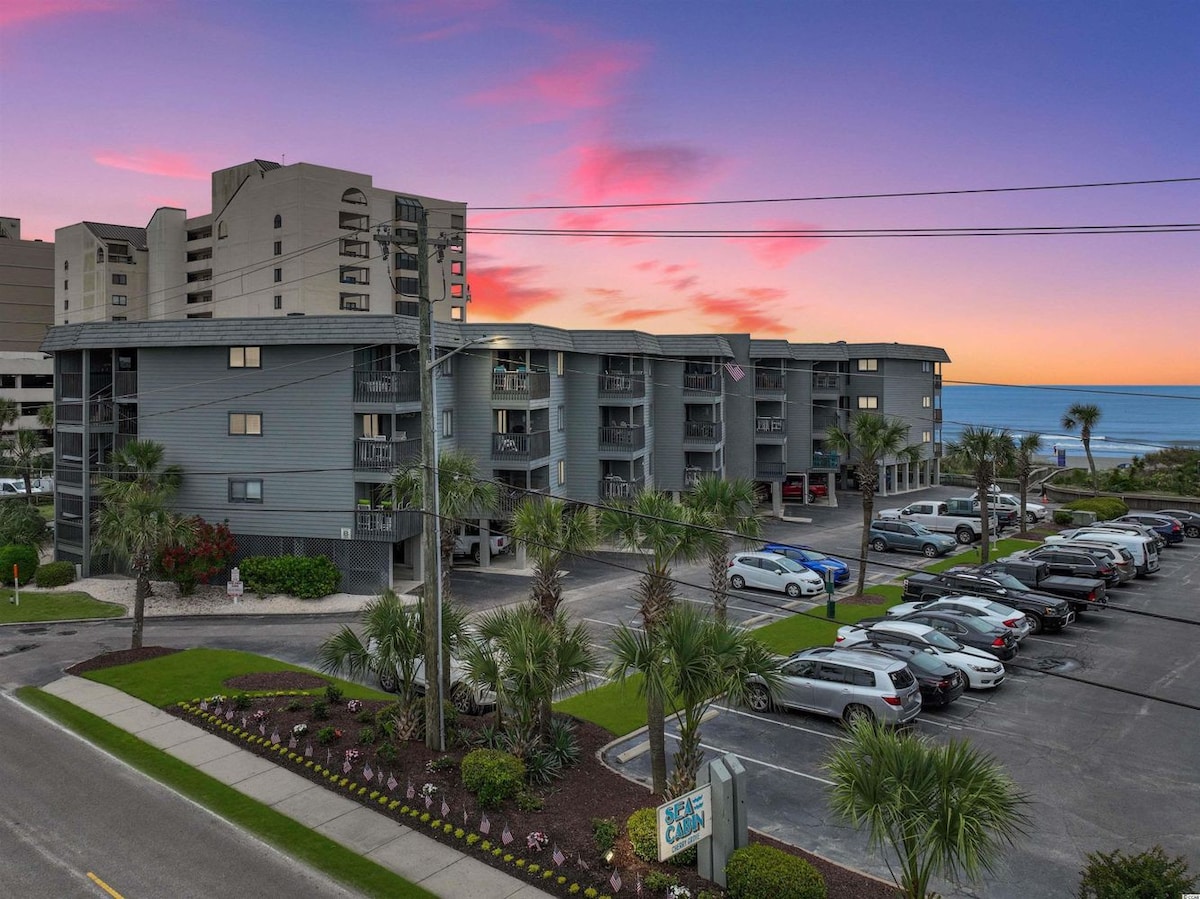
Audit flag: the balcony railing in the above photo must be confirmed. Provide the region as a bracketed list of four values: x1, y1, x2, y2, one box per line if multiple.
[57, 403, 83, 425]
[754, 417, 785, 434]
[489, 487, 547, 519]
[933, 373, 943, 388]
[57, 372, 83, 401]
[684, 467, 716, 488]
[755, 371, 786, 392]
[755, 461, 787, 481]
[491, 371, 550, 400]
[683, 372, 719, 393]
[57, 466, 83, 488]
[354, 436, 420, 471]
[354, 509, 422, 541]
[598, 425, 646, 452]
[354, 370, 420, 404]
[599, 475, 645, 500]
[932, 408, 943, 423]
[89, 401, 113, 425]
[114, 372, 137, 399]
[813, 372, 841, 391]
[811, 451, 841, 469]
[598, 372, 646, 398]
[492, 430, 551, 462]
[683, 421, 722, 443]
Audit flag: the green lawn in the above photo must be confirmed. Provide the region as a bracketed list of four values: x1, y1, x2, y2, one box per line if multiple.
[555, 673, 656, 736]
[924, 537, 1040, 574]
[82, 647, 393, 706]
[0, 589, 124, 623]
[17, 687, 435, 899]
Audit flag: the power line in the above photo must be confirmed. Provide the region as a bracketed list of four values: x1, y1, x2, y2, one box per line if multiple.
[466, 223, 1200, 240]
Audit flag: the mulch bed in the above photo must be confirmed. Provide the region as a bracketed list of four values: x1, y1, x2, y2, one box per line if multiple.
[71, 649, 896, 899]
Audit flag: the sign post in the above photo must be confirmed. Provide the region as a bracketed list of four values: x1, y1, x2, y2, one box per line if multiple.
[656, 783, 712, 863]
[226, 566, 244, 604]
[824, 569, 837, 618]
[10, 563, 18, 606]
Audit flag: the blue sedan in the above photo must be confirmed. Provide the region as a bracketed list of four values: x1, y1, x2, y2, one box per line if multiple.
[761, 543, 851, 585]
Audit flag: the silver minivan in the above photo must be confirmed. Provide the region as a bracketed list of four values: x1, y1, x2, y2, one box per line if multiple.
[746, 646, 922, 725]
[1057, 529, 1159, 577]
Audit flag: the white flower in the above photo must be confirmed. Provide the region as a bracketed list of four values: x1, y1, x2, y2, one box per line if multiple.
[420, 782, 438, 798]
[667, 887, 692, 899]
[292, 723, 308, 736]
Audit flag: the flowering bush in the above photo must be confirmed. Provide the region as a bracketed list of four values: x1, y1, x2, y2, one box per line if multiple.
[420, 782, 439, 799]
[347, 699, 363, 713]
[157, 517, 237, 596]
[292, 723, 308, 736]
[344, 748, 361, 765]
[253, 709, 268, 721]
[527, 831, 549, 852]
[667, 887, 692, 899]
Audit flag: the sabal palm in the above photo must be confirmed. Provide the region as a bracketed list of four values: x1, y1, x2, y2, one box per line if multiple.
[609, 602, 781, 798]
[682, 475, 762, 622]
[510, 497, 599, 620]
[1062, 403, 1102, 495]
[107, 439, 184, 494]
[827, 719, 1030, 899]
[945, 426, 1015, 563]
[0, 398, 17, 430]
[1014, 433, 1043, 528]
[825, 413, 914, 595]
[0, 428, 48, 503]
[598, 491, 720, 795]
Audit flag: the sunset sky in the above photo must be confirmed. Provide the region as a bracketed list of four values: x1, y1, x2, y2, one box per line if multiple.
[2, 0, 1197, 385]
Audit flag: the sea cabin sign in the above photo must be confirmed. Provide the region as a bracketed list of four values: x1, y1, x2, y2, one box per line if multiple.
[656, 784, 712, 861]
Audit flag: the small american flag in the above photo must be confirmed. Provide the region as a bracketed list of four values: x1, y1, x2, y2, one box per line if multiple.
[377, 769, 385, 786]
[501, 823, 513, 846]
[387, 772, 398, 791]
[462, 806, 468, 826]
[577, 853, 590, 872]
[212, 705, 222, 717]
[343, 760, 351, 774]
[225, 709, 234, 721]
[288, 736, 298, 749]
[424, 793, 433, 810]
[479, 813, 491, 835]
[610, 869, 622, 892]
[259, 723, 266, 736]
[304, 744, 312, 758]
[441, 797, 450, 818]
[326, 749, 332, 767]
[270, 731, 280, 745]
[241, 716, 248, 729]
[552, 844, 565, 867]
[635, 873, 643, 896]
[199, 699, 208, 711]
[363, 763, 373, 781]
[724, 361, 746, 382]
[406, 780, 415, 799]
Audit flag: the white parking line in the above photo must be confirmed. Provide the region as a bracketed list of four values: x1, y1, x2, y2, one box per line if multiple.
[581, 616, 637, 631]
[663, 730, 836, 786]
[713, 704, 846, 741]
[1023, 635, 1077, 647]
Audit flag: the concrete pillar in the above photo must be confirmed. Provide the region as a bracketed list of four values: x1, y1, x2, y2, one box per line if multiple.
[409, 535, 424, 580]
[515, 542, 528, 569]
[771, 482, 783, 517]
[478, 519, 491, 569]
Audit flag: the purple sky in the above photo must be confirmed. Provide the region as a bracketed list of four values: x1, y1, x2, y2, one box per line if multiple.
[2, 0, 1197, 383]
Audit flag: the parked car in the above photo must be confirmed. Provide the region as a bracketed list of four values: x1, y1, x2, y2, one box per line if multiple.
[838, 641, 965, 708]
[885, 596, 1033, 642]
[905, 566, 1079, 632]
[781, 478, 826, 502]
[1051, 528, 1160, 577]
[1082, 520, 1167, 551]
[745, 646, 922, 725]
[1017, 544, 1121, 586]
[727, 552, 825, 598]
[877, 501, 988, 543]
[761, 543, 850, 585]
[1114, 513, 1185, 546]
[836, 620, 1006, 689]
[1155, 509, 1200, 539]
[969, 491, 1049, 524]
[868, 520, 958, 557]
[0, 478, 27, 495]
[372, 635, 496, 715]
[858, 609, 1018, 660]
[453, 524, 510, 563]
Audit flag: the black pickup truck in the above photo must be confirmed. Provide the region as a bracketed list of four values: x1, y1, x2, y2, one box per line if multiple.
[978, 559, 1108, 607]
[901, 568, 1080, 633]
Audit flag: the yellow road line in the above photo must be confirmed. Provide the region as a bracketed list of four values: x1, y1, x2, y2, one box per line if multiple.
[87, 872, 124, 899]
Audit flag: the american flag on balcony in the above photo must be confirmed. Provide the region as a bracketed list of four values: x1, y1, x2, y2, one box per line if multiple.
[724, 361, 746, 382]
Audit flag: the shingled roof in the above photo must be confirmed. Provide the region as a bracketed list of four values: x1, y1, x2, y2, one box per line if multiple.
[83, 222, 148, 250]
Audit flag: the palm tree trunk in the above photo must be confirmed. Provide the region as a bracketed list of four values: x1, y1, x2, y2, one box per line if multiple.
[647, 689, 667, 797]
[708, 552, 729, 622]
[979, 494, 991, 564]
[1083, 439, 1098, 495]
[856, 477, 875, 596]
[131, 571, 149, 649]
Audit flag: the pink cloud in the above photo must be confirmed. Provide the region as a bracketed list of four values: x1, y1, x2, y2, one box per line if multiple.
[468, 264, 562, 319]
[634, 260, 659, 272]
[733, 220, 829, 268]
[691, 288, 795, 335]
[582, 298, 683, 326]
[466, 46, 643, 121]
[94, 150, 210, 181]
[0, 0, 119, 29]
[566, 142, 715, 205]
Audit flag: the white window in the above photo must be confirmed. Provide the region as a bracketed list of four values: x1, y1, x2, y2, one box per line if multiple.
[857, 359, 878, 372]
[922, 430, 932, 443]
[229, 412, 262, 435]
[557, 459, 565, 486]
[229, 347, 261, 368]
[229, 479, 263, 503]
[922, 360, 932, 372]
[857, 396, 878, 410]
[442, 409, 453, 437]
[111, 295, 127, 306]
[556, 352, 565, 376]
[922, 396, 931, 408]
[557, 404, 565, 431]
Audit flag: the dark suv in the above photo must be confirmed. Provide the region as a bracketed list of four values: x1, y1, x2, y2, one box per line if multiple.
[1022, 545, 1120, 586]
[856, 610, 1018, 660]
[844, 641, 965, 708]
[1115, 513, 1184, 546]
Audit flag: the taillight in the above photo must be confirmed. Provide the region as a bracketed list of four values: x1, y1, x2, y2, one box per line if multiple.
[937, 679, 951, 688]
[727, 560, 735, 568]
[835, 635, 845, 643]
[992, 637, 1006, 647]
[1087, 590, 1096, 601]
[882, 695, 903, 706]
[1003, 618, 1019, 627]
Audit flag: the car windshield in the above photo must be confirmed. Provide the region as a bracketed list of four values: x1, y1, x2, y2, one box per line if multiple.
[987, 572, 1025, 590]
[919, 629, 961, 650]
[902, 651, 946, 676]
[910, 524, 935, 536]
[797, 548, 827, 561]
[776, 557, 807, 573]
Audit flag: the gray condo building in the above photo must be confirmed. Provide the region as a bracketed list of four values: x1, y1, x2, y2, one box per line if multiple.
[41, 316, 947, 593]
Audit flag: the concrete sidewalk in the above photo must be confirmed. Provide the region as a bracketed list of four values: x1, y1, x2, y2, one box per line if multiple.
[38, 676, 551, 899]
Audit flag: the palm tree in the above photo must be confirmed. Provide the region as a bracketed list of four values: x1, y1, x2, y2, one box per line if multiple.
[826, 719, 1030, 899]
[1062, 403, 1102, 495]
[0, 428, 48, 503]
[509, 497, 599, 621]
[598, 491, 720, 796]
[825, 413, 916, 595]
[0, 398, 17, 431]
[1014, 433, 1043, 530]
[317, 590, 466, 741]
[682, 474, 762, 622]
[609, 602, 781, 797]
[107, 438, 183, 496]
[944, 427, 1015, 563]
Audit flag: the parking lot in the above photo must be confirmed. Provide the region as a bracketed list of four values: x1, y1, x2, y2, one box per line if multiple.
[452, 489, 1200, 898]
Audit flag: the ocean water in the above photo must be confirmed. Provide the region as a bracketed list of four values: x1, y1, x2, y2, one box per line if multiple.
[941, 385, 1200, 459]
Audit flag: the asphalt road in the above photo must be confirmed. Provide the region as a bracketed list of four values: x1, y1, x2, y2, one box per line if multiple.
[0, 694, 362, 899]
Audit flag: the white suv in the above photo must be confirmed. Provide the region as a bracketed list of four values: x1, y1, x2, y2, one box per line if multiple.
[728, 552, 824, 598]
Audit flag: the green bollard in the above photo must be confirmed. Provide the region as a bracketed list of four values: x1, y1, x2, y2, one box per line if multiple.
[824, 571, 836, 618]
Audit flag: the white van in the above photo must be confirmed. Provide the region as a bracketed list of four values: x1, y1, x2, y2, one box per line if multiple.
[0, 478, 28, 495]
[1050, 530, 1159, 578]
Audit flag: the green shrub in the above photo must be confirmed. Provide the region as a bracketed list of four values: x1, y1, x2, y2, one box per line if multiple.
[726, 843, 826, 899]
[239, 554, 340, 598]
[311, 699, 329, 720]
[1063, 497, 1128, 520]
[0, 544, 39, 586]
[1053, 509, 1074, 525]
[376, 741, 397, 763]
[233, 693, 252, 710]
[642, 871, 679, 892]
[0, 502, 49, 548]
[1078, 845, 1195, 898]
[34, 560, 76, 588]
[460, 748, 525, 808]
[592, 817, 618, 853]
[515, 789, 544, 811]
[315, 726, 339, 745]
[285, 697, 305, 712]
[324, 683, 344, 704]
[626, 807, 695, 865]
[357, 726, 376, 745]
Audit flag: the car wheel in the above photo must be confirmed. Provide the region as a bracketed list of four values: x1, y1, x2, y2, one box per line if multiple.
[378, 669, 398, 693]
[785, 582, 801, 598]
[842, 704, 874, 726]
[870, 537, 887, 552]
[746, 684, 772, 712]
[730, 574, 746, 589]
[471, 546, 482, 563]
[1026, 511, 1038, 525]
[1186, 525, 1200, 539]
[1025, 612, 1044, 635]
[922, 543, 939, 558]
[450, 684, 478, 715]
[955, 527, 975, 545]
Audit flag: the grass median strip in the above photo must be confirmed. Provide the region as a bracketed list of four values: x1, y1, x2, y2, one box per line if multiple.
[0, 589, 124, 624]
[17, 686, 436, 899]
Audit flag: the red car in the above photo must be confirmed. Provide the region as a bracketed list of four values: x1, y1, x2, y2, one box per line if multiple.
[782, 480, 827, 502]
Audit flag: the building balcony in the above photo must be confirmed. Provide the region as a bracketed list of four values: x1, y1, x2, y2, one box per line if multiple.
[354, 436, 420, 471]
[114, 372, 137, 399]
[57, 403, 83, 425]
[811, 451, 841, 470]
[492, 430, 551, 462]
[755, 460, 787, 481]
[812, 372, 842, 392]
[57, 372, 82, 401]
[598, 425, 646, 452]
[932, 408, 943, 423]
[491, 370, 550, 401]
[490, 487, 547, 519]
[354, 370, 420, 404]
[684, 467, 717, 488]
[754, 417, 786, 435]
[933, 373, 943, 389]
[57, 466, 83, 488]
[598, 372, 646, 398]
[89, 401, 113, 426]
[599, 475, 645, 500]
[755, 371, 786, 393]
[683, 372, 719, 393]
[354, 508, 422, 542]
[340, 238, 371, 258]
[683, 421, 722, 444]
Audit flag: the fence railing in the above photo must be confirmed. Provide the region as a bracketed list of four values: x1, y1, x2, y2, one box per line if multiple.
[598, 373, 646, 397]
[755, 371, 786, 392]
[683, 421, 722, 443]
[491, 371, 550, 400]
[598, 425, 646, 451]
[599, 476, 645, 500]
[354, 370, 420, 404]
[491, 430, 551, 461]
[683, 372, 719, 393]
